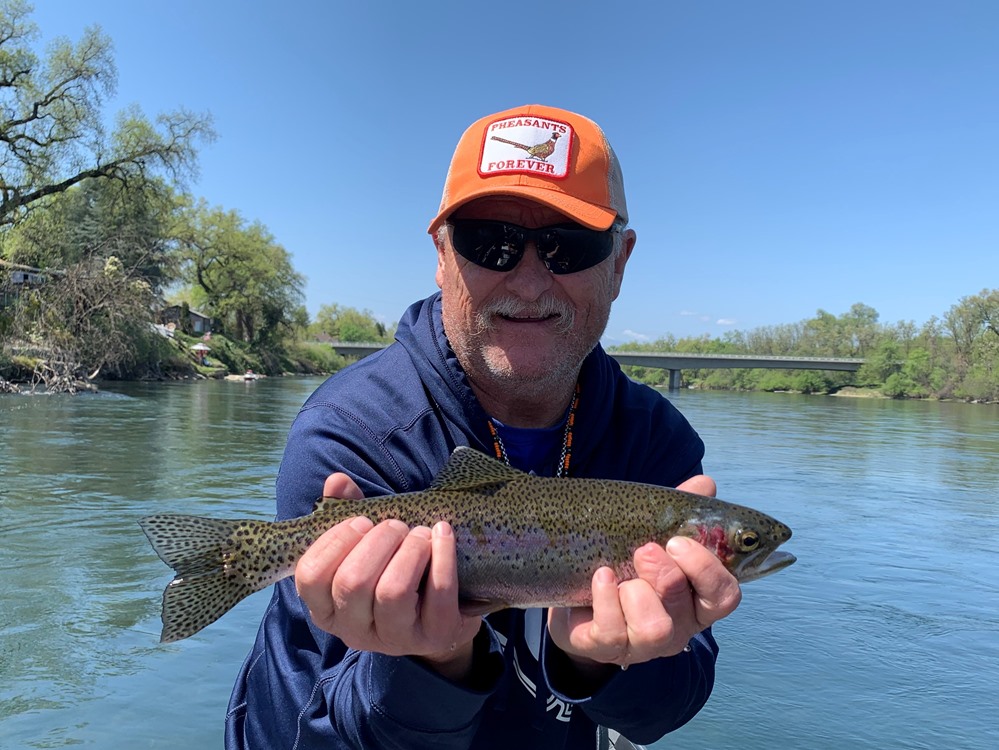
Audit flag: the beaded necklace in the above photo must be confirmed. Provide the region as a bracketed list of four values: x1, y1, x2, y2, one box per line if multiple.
[487, 382, 581, 478]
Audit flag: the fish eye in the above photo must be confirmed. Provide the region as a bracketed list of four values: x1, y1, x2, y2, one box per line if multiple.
[736, 530, 760, 551]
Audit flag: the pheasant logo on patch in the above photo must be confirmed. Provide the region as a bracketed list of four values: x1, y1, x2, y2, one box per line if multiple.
[489, 132, 561, 162]
[478, 115, 573, 180]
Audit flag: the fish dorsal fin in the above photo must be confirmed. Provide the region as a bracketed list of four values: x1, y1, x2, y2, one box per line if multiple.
[430, 446, 525, 491]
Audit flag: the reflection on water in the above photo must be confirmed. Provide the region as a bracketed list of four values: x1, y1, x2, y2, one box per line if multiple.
[1, 383, 997, 749]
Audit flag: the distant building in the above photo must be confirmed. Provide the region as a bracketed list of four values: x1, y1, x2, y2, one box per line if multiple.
[159, 305, 214, 335]
[1, 266, 48, 308]
[9, 270, 46, 286]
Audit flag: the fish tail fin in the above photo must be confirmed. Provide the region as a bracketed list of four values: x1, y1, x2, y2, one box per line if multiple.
[139, 514, 258, 643]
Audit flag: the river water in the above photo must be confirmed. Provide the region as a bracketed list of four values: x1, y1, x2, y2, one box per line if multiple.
[1, 378, 997, 749]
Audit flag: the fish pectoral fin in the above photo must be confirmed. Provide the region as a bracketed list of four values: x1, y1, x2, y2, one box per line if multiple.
[459, 596, 509, 617]
[431, 446, 525, 492]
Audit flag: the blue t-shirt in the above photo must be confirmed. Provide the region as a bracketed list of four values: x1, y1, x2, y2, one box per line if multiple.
[490, 419, 564, 475]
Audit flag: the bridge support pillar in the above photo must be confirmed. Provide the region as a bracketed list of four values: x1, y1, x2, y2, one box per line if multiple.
[668, 369, 682, 391]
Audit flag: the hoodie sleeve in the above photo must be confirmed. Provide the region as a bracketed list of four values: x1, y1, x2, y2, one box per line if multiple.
[540, 628, 718, 745]
[232, 373, 507, 750]
[321, 626, 505, 749]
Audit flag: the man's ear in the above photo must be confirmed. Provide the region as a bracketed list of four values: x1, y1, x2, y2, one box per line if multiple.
[434, 232, 447, 289]
[611, 228, 636, 300]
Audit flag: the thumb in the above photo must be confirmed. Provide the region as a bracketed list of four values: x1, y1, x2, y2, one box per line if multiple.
[323, 472, 365, 500]
[676, 474, 716, 498]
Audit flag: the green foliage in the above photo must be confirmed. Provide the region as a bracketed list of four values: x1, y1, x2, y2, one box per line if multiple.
[172, 200, 305, 347]
[3, 251, 162, 383]
[0, 5, 314, 385]
[856, 340, 902, 385]
[308, 303, 393, 343]
[283, 340, 347, 374]
[178, 332, 253, 374]
[789, 370, 836, 394]
[942, 289, 999, 399]
[954, 364, 999, 402]
[615, 293, 999, 402]
[3, 178, 179, 289]
[755, 370, 797, 392]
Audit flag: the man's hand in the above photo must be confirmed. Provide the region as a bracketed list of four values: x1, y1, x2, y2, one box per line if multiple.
[546, 473, 742, 674]
[294, 473, 482, 682]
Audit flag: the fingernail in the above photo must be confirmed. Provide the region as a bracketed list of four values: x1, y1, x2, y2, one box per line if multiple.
[349, 516, 373, 533]
[595, 567, 616, 585]
[667, 536, 692, 556]
[386, 519, 409, 534]
[433, 521, 452, 538]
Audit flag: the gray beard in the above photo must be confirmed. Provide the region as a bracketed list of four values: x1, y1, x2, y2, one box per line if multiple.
[459, 299, 597, 399]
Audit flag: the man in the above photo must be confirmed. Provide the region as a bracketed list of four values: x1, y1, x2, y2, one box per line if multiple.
[225, 104, 742, 749]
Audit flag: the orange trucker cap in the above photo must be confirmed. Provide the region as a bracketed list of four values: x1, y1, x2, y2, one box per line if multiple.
[428, 104, 628, 235]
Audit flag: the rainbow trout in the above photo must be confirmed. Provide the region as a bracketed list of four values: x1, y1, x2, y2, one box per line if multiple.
[140, 447, 795, 643]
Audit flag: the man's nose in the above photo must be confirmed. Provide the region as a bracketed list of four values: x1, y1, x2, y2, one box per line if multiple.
[504, 242, 554, 301]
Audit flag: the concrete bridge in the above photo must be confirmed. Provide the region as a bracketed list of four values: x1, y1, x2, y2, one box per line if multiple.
[331, 343, 865, 391]
[608, 352, 865, 390]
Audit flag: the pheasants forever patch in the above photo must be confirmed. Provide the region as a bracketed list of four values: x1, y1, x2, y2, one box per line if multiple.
[478, 114, 573, 179]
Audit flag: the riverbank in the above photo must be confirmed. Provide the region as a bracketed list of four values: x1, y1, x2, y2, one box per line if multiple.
[675, 382, 999, 406]
[829, 386, 886, 398]
[829, 385, 999, 405]
[0, 327, 342, 394]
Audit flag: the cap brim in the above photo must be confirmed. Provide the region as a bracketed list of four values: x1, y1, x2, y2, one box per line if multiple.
[428, 186, 619, 235]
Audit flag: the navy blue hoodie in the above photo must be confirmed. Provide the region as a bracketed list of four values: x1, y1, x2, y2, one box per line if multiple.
[225, 292, 717, 749]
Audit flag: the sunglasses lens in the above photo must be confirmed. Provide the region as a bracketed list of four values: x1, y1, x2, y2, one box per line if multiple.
[450, 221, 523, 270]
[449, 220, 617, 274]
[538, 226, 615, 275]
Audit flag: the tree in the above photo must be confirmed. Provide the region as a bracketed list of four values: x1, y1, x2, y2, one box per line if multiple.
[802, 309, 843, 355]
[841, 303, 880, 356]
[174, 200, 304, 345]
[0, 1, 214, 227]
[7, 251, 160, 389]
[337, 308, 387, 342]
[310, 302, 343, 339]
[944, 290, 999, 366]
[308, 302, 391, 342]
[856, 340, 902, 386]
[946, 289, 999, 400]
[3, 176, 179, 290]
[0, 177, 189, 388]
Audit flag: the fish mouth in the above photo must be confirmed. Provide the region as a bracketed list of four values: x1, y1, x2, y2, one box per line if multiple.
[733, 549, 797, 583]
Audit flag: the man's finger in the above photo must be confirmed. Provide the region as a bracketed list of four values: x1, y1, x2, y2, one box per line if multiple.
[422, 522, 480, 649]
[373, 525, 433, 649]
[295, 516, 373, 629]
[330, 519, 410, 637]
[666, 536, 742, 627]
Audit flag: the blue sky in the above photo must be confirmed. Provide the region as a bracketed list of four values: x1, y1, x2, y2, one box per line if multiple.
[30, 1, 999, 344]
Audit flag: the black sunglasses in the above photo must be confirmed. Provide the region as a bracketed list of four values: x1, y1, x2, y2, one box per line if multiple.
[447, 219, 622, 275]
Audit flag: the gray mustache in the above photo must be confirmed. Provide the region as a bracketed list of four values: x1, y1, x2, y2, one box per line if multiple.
[475, 297, 575, 334]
